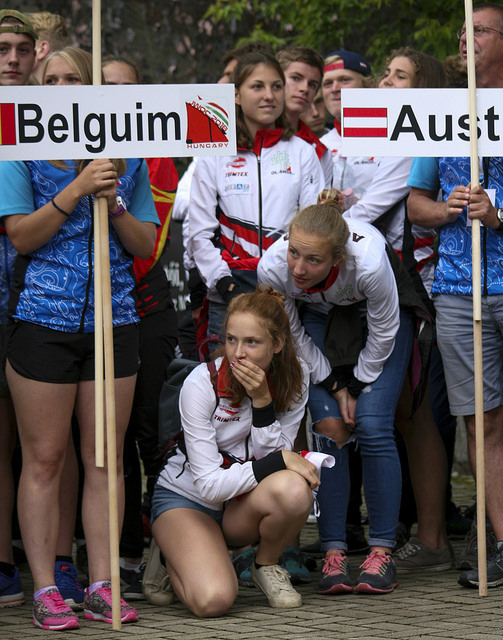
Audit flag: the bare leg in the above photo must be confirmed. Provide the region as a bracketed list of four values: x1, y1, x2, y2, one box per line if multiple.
[465, 405, 503, 540]
[396, 380, 448, 549]
[314, 417, 352, 449]
[76, 375, 136, 585]
[0, 395, 16, 564]
[6, 361, 77, 591]
[55, 434, 79, 557]
[152, 509, 237, 617]
[223, 470, 312, 564]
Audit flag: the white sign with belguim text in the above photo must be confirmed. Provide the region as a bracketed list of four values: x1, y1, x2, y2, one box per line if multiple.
[0, 84, 236, 160]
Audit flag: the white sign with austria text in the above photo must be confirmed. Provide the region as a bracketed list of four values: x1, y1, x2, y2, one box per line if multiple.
[0, 84, 236, 160]
[341, 88, 503, 157]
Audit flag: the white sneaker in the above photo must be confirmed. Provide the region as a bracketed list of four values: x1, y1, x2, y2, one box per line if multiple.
[251, 563, 302, 608]
[142, 539, 174, 606]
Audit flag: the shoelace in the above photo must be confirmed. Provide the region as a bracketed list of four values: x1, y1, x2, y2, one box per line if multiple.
[463, 528, 496, 554]
[93, 586, 112, 605]
[157, 574, 172, 593]
[265, 565, 292, 590]
[92, 585, 130, 608]
[395, 542, 421, 560]
[463, 529, 477, 553]
[57, 565, 83, 591]
[41, 590, 70, 613]
[322, 553, 347, 576]
[359, 551, 391, 575]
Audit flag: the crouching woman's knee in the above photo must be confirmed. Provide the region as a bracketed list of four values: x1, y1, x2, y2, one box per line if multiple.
[273, 470, 313, 517]
[188, 581, 238, 618]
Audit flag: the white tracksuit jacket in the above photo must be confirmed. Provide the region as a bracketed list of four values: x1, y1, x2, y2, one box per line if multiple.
[189, 128, 324, 302]
[257, 219, 400, 385]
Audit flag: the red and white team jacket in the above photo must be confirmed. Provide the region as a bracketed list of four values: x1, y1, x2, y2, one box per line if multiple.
[189, 127, 324, 302]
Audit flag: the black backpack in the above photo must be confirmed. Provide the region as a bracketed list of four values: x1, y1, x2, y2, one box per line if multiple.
[158, 358, 219, 451]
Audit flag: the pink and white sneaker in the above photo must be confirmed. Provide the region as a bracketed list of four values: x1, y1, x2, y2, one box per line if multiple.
[33, 587, 80, 630]
[84, 581, 138, 624]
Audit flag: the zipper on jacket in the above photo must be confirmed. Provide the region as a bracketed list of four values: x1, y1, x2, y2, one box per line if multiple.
[256, 137, 264, 256]
[78, 196, 95, 333]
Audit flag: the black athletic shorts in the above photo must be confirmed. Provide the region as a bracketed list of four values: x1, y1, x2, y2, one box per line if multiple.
[6, 320, 140, 383]
[0, 324, 9, 395]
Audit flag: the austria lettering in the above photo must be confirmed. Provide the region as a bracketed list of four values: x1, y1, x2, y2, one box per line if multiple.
[341, 88, 503, 157]
[0, 84, 236, 160]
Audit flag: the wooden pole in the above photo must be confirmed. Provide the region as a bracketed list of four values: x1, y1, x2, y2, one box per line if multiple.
[92, 0, 122, 628]
[92, 12, 104, 470]
[99, 203, 122, 629]
[464, 0, 487, 597]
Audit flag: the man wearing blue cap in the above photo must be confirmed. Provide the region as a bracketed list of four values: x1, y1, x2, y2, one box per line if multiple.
[322, 50, 372, 127]
[320, 50, 375, 199]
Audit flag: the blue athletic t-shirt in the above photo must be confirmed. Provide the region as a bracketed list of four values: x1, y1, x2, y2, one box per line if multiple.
[408, 156, 503, 296]
[0, 158, 159, 332]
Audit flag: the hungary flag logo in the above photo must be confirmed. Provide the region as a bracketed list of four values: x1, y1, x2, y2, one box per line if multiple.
[186, 95, 229, 144]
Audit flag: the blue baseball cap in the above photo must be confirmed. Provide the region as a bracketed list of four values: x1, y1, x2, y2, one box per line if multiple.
[325, 50, 372, 77]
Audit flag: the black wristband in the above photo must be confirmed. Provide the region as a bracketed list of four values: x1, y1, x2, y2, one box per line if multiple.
[346, 374, 367, 398]
[188, 268, 207, 309]
[319, 365, 353, 394]
[319, 369, 337, 393]
[252, 402, 276, 428]
[51, 197, 71, 217]
[216, 276, 242, 304]
[252, 450, 286, 483]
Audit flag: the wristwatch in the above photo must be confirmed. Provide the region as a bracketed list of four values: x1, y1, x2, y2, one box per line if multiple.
[108, 196, 126, 218]
[496, 207, 503, 231]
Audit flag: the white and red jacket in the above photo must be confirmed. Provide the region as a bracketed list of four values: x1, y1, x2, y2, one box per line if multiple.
[257, 219, 400, 385]
[156, 356, 310, 511]
[188, 128, 324, 302]
[321, 124, 436, 294]
[296, 120, 332, 188]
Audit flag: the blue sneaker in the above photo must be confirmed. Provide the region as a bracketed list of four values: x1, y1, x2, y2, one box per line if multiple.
[232, 548, 254, 587]
[318, 550, 353, 594]
[0, 568, 24, 607]
[458, 548, 503, 588]
[353, 550, 398, 594]
[279, 546, 312, 584]
[54, 561, 85, 610]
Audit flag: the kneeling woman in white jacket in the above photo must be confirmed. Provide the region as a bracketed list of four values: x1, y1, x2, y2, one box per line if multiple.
[151, 287, 319, 616]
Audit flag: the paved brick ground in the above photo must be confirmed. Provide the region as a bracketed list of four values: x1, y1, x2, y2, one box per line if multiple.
[1, 475, 500, 640]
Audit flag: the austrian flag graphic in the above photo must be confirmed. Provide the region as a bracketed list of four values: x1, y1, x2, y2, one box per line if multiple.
[343, 107, 388, 138]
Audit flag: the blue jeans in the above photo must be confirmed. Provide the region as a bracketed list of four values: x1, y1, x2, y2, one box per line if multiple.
[303, 306, 414, 551]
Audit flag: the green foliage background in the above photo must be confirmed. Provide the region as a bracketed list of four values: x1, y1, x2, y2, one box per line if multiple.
[7, 0, 469, 82]
[206, 0, 467, 70]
